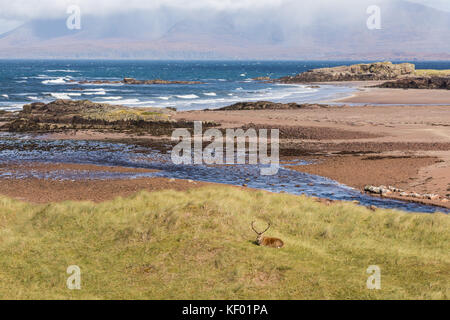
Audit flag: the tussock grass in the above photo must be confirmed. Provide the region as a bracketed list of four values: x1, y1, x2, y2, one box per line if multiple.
[88, 108, 170, 122]
[0, 187, 448, 300]
[415, 69, 450, 77]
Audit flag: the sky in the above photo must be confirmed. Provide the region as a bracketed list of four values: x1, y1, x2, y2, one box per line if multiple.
[0, 0, 448, 34]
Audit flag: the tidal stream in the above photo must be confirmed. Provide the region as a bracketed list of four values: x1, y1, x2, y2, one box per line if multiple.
[0, 136, 447, 214]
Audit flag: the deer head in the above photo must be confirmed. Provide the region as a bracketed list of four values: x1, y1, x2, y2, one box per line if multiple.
[252, 221, 271, 244]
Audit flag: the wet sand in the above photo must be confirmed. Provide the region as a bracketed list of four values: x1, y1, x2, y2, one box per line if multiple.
[289, 155, 439, 191]
[0, 162, 159, 175]
[289, 155, 449, 209]
[0, 175, 213, 203]
[335, 87, 450, 105]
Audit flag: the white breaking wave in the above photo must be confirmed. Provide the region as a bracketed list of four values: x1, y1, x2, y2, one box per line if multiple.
[0, 104, 23, 112]
[157, 96, 171, 100]
[176, 94, 199, 99]
[100, 98, 156, 105]
[46, 69, 79, 73]
[203, 92, 217, 96]
[1, 94, 8, 99]
[27, 96, 40, 100]
[100, 96, 123, 100]
[50, 93, 71, 100]
[42, 77, 68, 85]
[82, 90, 107, 96]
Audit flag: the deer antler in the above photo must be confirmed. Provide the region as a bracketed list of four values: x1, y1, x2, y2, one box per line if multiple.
[261, 223, 271, 234]
[251, 221, 271, 235]
[251, 221, 260, 234]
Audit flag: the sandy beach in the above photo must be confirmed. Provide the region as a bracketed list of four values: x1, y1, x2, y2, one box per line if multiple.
[172, 88, 450, 207]
[0, 162, 213, 203]
[335, 87, 450, 105]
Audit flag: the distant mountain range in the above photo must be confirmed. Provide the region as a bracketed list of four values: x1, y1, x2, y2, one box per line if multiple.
[0, 0, 449, 60]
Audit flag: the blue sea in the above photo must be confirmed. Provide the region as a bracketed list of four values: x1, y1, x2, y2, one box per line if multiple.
[2, 60, 450, 112]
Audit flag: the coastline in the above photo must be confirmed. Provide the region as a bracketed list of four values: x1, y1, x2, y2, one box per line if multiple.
[174, 100, 450, 209]
[1, 66, 450, 211]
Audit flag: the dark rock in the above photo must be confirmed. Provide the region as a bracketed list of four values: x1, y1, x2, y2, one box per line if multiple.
[376, 77, 450, 90]
[216, 101, 329, 111]
[72, 78, 203, 85]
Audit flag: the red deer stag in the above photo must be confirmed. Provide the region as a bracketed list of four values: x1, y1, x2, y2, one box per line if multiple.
[251, 221, 284, 248]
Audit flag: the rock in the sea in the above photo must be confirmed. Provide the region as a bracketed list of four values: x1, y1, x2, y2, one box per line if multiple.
[122, 78, 202, 85]
[278, 62, 415, 83]
[73, 78, 202, 85]
[216, 101, 329, 111]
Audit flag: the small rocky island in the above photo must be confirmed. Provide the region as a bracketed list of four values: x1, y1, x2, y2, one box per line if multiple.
[277, 61, 450, 90]
[70, 78, 202, 85]
[278, 62, 416, 83]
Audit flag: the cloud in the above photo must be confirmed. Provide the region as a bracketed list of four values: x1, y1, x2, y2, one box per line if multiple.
[0, 0, 446, 22]
[0, 0, 447, 38]
[0, 0, 284, 20]
[0, 0, 447, 20]
[407, 0, 450, 12]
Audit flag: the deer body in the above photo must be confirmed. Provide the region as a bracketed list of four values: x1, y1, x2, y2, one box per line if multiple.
[252, 222, 284, 249]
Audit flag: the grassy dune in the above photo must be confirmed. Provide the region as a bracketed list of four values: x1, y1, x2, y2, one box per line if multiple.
[0, 186, 448, 300]
[415, 69, 450, 77]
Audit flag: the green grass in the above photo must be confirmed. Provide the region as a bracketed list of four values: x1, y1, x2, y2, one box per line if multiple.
[415, 69, 450, 77]
[0, 186, 448, 300]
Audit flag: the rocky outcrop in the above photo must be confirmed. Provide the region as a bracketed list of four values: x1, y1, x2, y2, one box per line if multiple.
[376, 77, 450, 90]
[72, 78, 202, 85]
[1, 99, 216, 134]
[21, 99, 121, 115]
[215, 101, 330, 111]
[122, 78, 202, 85]
[278, 62, 416, 83]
